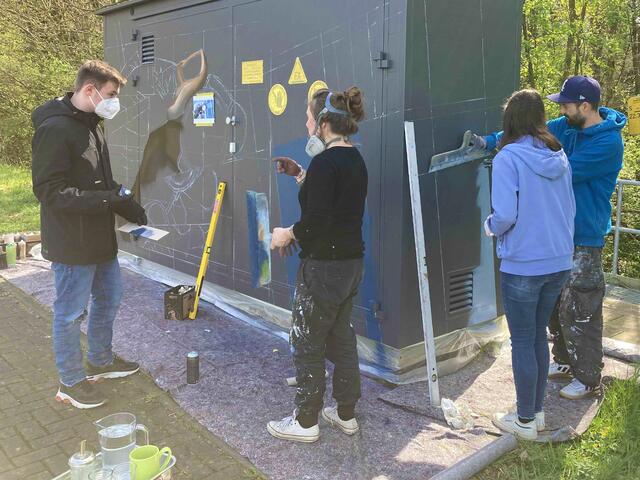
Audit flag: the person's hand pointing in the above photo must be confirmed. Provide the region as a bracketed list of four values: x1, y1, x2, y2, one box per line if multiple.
[273, 157, 302, 177]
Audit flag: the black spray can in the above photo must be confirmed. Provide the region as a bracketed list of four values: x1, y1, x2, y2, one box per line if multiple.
[187, 351, 199, 384]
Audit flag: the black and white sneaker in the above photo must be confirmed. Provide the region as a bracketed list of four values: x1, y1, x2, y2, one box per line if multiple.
[548, 362, 572, 379]
[55, 380, 107, 409]
[559, 378, 600, 400]
[492, 412, 537, 441]
[86, 357, 140, 381]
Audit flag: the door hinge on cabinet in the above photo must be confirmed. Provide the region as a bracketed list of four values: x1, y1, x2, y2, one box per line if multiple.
[373, 51, 391, 69]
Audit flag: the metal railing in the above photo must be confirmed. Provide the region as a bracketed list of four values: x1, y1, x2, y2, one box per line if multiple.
[611, 179, 640, 275]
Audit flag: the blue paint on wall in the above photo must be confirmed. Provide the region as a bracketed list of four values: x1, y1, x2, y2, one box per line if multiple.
[361, 202, 382, 343]
[272, 137, 309, 292]
[272, 136, 382, 344]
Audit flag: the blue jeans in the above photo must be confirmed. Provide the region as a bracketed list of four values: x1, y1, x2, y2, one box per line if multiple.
[500, 270, 570, 419]
[52, 259, 123, 386]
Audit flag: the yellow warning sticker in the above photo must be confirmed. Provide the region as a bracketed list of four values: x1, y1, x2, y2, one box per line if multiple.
[288, 57, 308, 85]
[268, 84, 287, 116]
[307, 80, 328, 102]
[242, 60, 264, 85]
[628, 96, 640, 135]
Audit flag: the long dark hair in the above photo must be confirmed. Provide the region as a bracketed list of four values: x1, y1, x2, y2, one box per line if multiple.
[499, 89, 562, 151]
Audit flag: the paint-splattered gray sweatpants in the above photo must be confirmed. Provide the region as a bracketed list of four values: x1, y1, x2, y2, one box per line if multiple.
[549, 246, 605, 387]
[290, 257, 364, 421]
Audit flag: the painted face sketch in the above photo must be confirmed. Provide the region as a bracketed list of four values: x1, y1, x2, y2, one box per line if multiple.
[133, 49, 208, 202]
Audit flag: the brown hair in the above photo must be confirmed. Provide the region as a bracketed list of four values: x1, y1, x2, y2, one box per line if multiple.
[573, 101, 600, 113]
[74, 60, 127, 91]
[309, 86, 365, 136]
[500, 89, 562, 151]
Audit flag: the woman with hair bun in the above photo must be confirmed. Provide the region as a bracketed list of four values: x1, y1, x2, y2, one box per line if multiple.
[268, 87, 368, 443]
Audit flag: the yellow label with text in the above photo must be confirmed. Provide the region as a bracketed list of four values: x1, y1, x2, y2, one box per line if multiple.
[242, 60, 264, 85]
[628, 96, 640, 135]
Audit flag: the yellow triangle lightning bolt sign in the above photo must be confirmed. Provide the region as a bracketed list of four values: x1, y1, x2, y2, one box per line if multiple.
[288, 57, 308, 85]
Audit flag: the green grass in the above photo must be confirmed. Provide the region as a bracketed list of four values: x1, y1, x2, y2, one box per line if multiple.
[0, 163, 39, 234]
[475, 369, 640, 480]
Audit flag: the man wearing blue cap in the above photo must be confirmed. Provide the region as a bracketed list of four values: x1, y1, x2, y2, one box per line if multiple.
[474, 76, 626, 400]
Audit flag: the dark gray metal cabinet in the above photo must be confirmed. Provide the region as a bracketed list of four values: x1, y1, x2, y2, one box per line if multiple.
[99, 0, 523, 377]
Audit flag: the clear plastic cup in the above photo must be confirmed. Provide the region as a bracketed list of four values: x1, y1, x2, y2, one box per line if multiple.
[88, 469, 113, 480]
[111, 462, 136, 480]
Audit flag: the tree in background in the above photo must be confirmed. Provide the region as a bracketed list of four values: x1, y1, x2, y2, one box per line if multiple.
[523, 0, 639, 106]
[0, 0, 639, 275]
[521, 0, 640, 277]
[0, 0, 111, 166]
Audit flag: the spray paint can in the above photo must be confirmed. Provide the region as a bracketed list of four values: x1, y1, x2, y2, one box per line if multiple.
[187, 351, 199, 384]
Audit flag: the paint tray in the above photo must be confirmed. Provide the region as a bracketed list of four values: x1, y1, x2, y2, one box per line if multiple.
[429, 130, 494, 173]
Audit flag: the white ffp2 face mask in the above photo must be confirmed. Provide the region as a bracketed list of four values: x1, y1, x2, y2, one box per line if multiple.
[305, 108, 326, 158]
[304, 93, 350, 158]
[90, 87, 120, 120]
[305, 133, 348, 158]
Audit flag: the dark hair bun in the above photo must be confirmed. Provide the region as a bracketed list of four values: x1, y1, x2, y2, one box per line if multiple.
[343, 86, 364, 122]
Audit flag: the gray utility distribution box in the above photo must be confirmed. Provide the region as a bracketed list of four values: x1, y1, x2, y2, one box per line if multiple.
[98, 0, 524, 380]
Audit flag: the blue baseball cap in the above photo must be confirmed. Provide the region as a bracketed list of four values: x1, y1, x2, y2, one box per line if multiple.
[547, 76, 601, 104]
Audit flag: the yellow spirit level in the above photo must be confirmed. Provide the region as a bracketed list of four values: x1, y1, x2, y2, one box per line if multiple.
[189, 181, 226, 320]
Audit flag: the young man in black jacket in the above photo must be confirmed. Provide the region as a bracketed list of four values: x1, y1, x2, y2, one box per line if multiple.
[31, 60, 147, 409]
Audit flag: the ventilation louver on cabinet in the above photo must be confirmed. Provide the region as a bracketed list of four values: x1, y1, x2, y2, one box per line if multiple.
[448, 271, 473, 314]
[141, 35, 155, 64]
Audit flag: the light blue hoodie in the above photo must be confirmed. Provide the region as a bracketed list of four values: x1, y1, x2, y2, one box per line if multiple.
[487, 136, 575, 276]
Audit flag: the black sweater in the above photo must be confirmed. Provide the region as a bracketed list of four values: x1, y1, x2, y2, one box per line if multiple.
[293, 146, 368, 260]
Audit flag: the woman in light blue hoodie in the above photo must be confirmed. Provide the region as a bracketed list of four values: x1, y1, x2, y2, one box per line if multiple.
[485, 89, 575, 441]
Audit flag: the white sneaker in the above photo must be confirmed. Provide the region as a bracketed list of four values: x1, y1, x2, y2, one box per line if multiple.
[321, 406, 359, 435]
[492, 412, 537, 441]
[559, 378, 600, 400]
[548, 362, 572, 379]
[267, 413, 320, 443]
[535, 411, 545, 431]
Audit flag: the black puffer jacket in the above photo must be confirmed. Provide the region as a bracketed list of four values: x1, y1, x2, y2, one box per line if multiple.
[31, 93, 122, 265]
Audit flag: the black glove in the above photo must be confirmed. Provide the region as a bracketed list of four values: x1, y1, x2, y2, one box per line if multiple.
[115, 197, 148, 225]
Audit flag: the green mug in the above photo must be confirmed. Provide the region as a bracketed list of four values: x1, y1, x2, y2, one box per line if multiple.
[129, 445, 172, 480]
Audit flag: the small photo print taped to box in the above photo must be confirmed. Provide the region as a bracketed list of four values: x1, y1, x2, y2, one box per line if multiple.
[193, 92, 215, 126]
